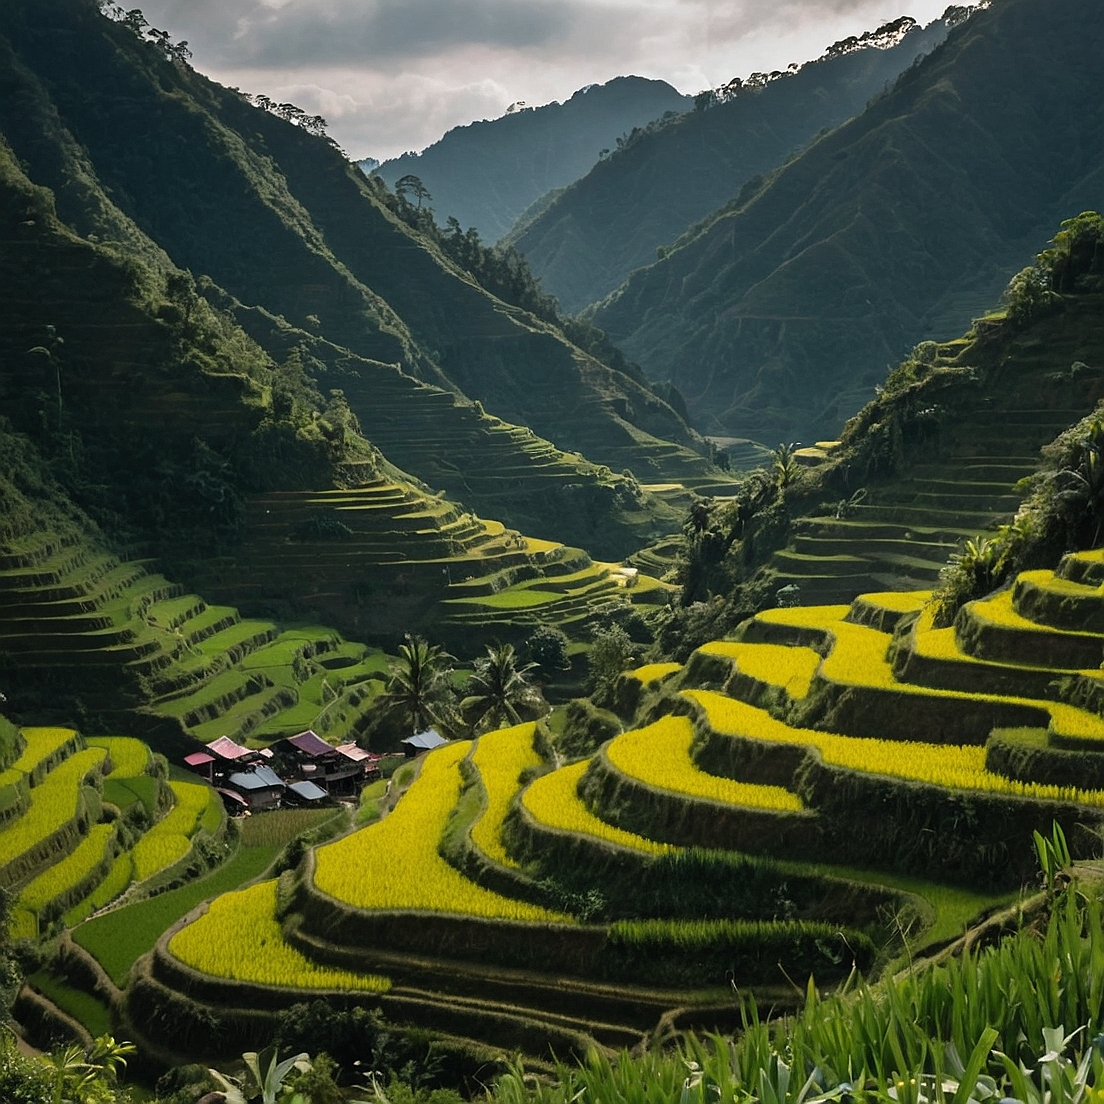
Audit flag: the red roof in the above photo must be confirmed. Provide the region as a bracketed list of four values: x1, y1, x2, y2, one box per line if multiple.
[286, 730, 335, 757]
[207, 736, 252, 760]
[184, 752, 215, 767]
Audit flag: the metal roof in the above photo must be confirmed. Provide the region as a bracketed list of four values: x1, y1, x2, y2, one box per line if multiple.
[288, 779, 328, 801]
[183, 752, 215, 767]
[207, 736, 253, 760]
[401, 729, 447, 751]
[335, 742, 372, 762]
[227, 766, 285, 791]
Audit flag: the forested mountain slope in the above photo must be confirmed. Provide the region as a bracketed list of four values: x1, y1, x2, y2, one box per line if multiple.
[370, 76, 691, 242]
[0, 70, 661, 664]
[0, 0, 715, 500]
[591, 0, 1104, 443]
[507, 16, 954, 314]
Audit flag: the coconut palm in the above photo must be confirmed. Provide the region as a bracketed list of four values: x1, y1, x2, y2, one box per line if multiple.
[461, 642, 543, 734]
[384, 634, 456, 736]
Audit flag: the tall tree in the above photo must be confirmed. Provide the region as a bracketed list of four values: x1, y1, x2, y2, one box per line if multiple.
[461, 643, 544, 733]
[383, 635, 455, 736]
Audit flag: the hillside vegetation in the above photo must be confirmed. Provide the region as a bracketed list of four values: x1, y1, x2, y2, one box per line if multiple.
[371, 76, 691, 242]
[0, 0, 718, 510]
[508, 15, 953, 314]
[123, 538, 1104, 1063]
[655, 220, 1104, 654]
[592, 0, 1104, 443]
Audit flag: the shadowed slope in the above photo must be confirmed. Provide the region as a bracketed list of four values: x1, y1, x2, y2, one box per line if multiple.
[592, 0, 1104, 442]
[508, 17, 952, 314]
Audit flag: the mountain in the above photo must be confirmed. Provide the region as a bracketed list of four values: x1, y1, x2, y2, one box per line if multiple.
[590, 0, 1104, 444]
[0, 0, 718, 675]
[368, 76, 691, 241]
[0, 0, 726, 557]
[506, 15, 955, 315]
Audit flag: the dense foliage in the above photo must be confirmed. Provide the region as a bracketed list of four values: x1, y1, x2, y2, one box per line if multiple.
[592, 0, 1104, 442]
[510, 17, 952, 314]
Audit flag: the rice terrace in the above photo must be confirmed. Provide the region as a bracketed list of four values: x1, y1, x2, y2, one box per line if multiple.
[2, 0, 1104, 1101]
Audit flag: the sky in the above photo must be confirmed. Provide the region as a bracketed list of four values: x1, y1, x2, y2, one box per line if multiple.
[132, 0, 953, 163]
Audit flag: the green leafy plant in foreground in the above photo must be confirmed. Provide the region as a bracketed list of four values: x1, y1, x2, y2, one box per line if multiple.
[494, 866, 1104, 1104]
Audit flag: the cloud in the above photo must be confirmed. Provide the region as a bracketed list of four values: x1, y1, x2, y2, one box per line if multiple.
[136, 0, 952, 159]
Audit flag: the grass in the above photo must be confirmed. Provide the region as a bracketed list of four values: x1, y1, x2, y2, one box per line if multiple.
[0, 726, 78, 787]
[87, 736, 149, 778]
[356, 778, 388, 826]
[27, 969, 113, 1038]
[630, 661, 682, 684]
[102, 775, 159, 814]
[238, 806, 342, 847]
[469, 722, 541, 866]
[131, 780, 212, 881]
[856, 590, 933, 613]
[607, 716, 805, 811]
[0, 748, 106, 872]
[687, 689, 1104, 808]
[760, 606, 1104, 744]
[19, 823, 114, 916]
[65, 854, 133, 926]
[446, 589, 563, 609]
[169, 880, 391, 991]
[969, 588, 1092, 634]
[72, 841, 284, 985]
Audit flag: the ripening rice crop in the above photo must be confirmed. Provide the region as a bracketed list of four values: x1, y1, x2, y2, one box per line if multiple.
[314, 742, 568, 922]
[606, 716, 804, 812]
[0, 727, 79, 787]
[169, 880, 390, 992]
[757, 605, 851, 629]
[856, 591, 932, 615]
[630, 662, 682, 685]
[87, 737, 149, 779]
[687, 690, 1104, 808]
[817, 620, 898, 687]
[469, 722, 540, 866]
[19, 823, 115, 914]
[698, 642, 820, 699]
[773, 608, 1104, 744]
[521, 760, 675, 854]
[66, 853, 133, 925]
[131, 780, 212, 882]
[0, 748, 106, 871]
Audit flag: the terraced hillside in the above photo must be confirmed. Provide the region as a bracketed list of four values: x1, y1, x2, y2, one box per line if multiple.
[761, 289, 1104, 608]
[187, 479, 670, 649]
[121, 553, 1104, 1063]
[0, 528, 389, 750]
[224, 307, 722, 559]
[590, 0, 1104, 443]
[0, 721, 224, 945]
[0, 0, 718, 500]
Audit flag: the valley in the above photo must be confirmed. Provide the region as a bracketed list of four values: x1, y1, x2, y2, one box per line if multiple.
[1, 0, 1104, 1101]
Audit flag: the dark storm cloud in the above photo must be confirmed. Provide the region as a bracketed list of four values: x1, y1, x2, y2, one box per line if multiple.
[139, 0, 917, 70]
[135, 0, 951, 160]
[147, 0, 585, 67]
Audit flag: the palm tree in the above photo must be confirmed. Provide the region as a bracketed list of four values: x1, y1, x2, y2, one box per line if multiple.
[384, 634, 455, 736]
[461, 643, 542, 734]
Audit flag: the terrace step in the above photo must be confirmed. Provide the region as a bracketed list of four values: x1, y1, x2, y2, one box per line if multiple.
[956, 590, 1104, 669]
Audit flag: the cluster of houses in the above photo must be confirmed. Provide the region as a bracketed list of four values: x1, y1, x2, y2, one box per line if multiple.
[183, 730, 384, 813]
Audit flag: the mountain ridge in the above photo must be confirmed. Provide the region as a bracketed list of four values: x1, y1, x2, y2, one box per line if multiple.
[369, 75, 691, 241]
[506, 14, 956, 314]
[589, 0, 1104, 443]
